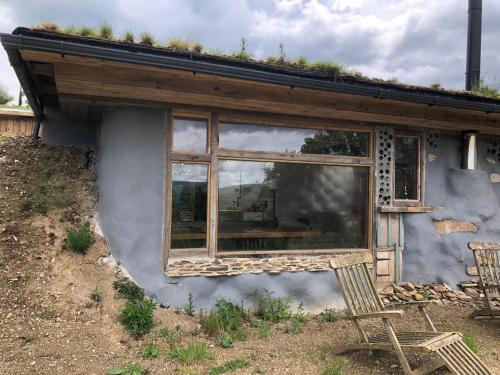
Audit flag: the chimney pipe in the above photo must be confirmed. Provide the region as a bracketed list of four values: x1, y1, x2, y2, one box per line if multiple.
[465, 0, 482, 91]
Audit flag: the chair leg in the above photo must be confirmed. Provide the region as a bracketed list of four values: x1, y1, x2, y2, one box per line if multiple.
[382, 318, 413, 375]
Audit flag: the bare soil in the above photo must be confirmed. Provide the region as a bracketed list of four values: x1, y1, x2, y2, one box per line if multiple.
[0, 137, 499, 375]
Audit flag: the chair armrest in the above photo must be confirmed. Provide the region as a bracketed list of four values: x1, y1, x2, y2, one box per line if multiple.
[349, 310, 404, 320]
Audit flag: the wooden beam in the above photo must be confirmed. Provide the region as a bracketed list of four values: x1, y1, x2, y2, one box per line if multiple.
[22, 49, 500, 131]
[30, 62, 54, 76]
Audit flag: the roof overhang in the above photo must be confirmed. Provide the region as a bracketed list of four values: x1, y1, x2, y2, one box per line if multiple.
[2, 31, 500, 134]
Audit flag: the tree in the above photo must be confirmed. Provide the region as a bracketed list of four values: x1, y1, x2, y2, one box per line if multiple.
[0, 83, 13, 104]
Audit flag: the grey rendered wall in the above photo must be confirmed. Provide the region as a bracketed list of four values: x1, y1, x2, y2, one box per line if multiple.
[41, 97, 98, 145]
[403, 134, 500, 287]
[97, 106, 342, 311]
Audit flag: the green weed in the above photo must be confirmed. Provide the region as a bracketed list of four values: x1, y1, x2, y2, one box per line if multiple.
[321, 359, 348, 375]
[320, 307, 339, 323]
[90, 287, 103, 303]
[114, 279, 145, 302]
[107, 363, 147, 375]
[65, 221, 94, 254]
[252, 319, 271, 340]
[184, 293, 195, 316]
[463, 331, 478, 354]
[217, 334, 233, 348]
[120, 299, 155, 337]
[208, 358, 250, 374]
[158, 326, 181, 349]
[142, 343, 160, 359]
[255, 289, 292, 322]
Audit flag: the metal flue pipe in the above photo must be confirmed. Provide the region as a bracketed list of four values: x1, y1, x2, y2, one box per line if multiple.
[465, 0, 482, 91]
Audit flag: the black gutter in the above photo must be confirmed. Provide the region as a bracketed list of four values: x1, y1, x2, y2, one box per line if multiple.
[1, 37, 44, 137]
[2, 33, 500, 115]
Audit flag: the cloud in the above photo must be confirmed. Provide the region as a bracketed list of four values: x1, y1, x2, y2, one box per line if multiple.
[0, 0, 499, 101]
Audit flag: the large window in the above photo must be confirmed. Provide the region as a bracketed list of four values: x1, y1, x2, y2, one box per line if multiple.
[218, 160, 369, 251]
[167, 115, 371, 257]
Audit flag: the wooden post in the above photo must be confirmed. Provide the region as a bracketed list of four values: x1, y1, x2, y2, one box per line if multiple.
[208, 112, 219, 257]
[162, 108, 174, 270]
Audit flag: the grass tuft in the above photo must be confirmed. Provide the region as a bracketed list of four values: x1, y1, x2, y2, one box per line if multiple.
[231, 50, 253, 61]
[77, 26, 98, 38]
[121, 31, 135, 44]
[463, 331, 478, 354]
[139, 32, 156, 47]
[217, 334, 234, 348]
[65, 221, 94, 254]
[90, 287, 103, 303]
[320, 307, 339, 323]
[169, 342, 210, 364]
[158, 326, 181, 349]
[120, 298, 155, 338]
[321, 358, 348, 375]
[62, 25, 77, 34]
[107, 363, 147, 375]
[99, 23, 114, 39]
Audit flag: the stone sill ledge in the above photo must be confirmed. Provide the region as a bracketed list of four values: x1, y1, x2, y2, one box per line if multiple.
[166, 254, 368, 277]
[379, 206, 442, 213]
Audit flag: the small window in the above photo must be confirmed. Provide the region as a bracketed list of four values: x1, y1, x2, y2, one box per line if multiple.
[219, 123, 369, 157]
[173, 118, 208, 153]
[394, 136, 419, 201]
[170, 163, 208, 249]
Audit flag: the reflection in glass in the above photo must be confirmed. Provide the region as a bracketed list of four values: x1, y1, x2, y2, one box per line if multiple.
[219, 123, 369, 156]
[173, 118, 208, 153]
[395, 137, 418, 200]
[171, 163, 208, 249]
[218, 160, 368, 251]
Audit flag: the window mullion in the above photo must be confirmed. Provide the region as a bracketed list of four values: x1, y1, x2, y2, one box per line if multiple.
[208, 112, 219, 257]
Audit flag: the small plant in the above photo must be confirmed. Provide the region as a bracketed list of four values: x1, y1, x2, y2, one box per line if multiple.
[107, 363, 146, 375]
[283, 316, 302, 334]
[200, 311, 222, 337]
[99, 23, 114, 39]
[463, 331, 478, 354]
[62, 25, 77, 34]
[158, 326, 181, 349]
[53, 194, 75, 208]
[320, 307, 339, 323]
[232, 50, 252, 61]
[217, 334, 233, 348]
[142, 343, 160, 359]
[114, 279, 145, 302]
[77, 26, 98, 38]
[252, 319, 271, 340]
[167, 38, 191, 51]
[232, 329, 247, 342]
[208, 358, 250, 375]
[321, 359, 348, 375]
[430, 83, 442, 90]
[90, 287, 103, 303]
[122, 31, 135, 43]
[120, 298, 155, 337]
[139, 32, 156, 47]
[169, 342, 210, 364]
[213, 298, 244, 332]
[183, 293, 195, 316]
[265, 56, 278, 64]
[65, 221, 94, 254]
[255, 289, 292, 322]
[191, 42, 203, 53]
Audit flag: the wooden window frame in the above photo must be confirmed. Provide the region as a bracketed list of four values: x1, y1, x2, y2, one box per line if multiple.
[164, 109, 374, 264]
[392, 133, 424, 207]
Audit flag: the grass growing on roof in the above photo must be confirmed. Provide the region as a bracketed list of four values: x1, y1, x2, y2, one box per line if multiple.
[77, 26, 98, 38]
[139, 32, 156, 47]
[121, 30, 135, 44]
[33, 22, 60, 32]
[99, 23, 114, 40]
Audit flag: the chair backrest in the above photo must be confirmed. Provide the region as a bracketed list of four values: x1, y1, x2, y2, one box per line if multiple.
[330, 253, 384, 316]
[468, 242, 500, 288]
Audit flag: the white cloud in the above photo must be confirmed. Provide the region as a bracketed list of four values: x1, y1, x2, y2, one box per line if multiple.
[0, 0, 499, 103]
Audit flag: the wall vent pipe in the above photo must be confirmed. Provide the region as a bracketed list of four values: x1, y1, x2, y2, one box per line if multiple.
[465, 0, 482, 90]
[462, 131, 478, 170]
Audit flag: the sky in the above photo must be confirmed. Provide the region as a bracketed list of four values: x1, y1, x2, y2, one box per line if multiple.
[1, 0, 499, 102]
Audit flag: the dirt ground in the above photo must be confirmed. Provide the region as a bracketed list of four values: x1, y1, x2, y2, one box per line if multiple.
[0, 137, 499, 375]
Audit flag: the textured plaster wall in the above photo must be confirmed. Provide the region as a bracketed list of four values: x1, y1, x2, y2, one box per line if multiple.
[97, 106, 342, 311]
[41, 97, 99, 145]
[403, 134, 500, 287]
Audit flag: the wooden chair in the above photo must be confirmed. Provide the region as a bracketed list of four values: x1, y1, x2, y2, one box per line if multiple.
[330, 253, 492, 375]
[468, 242, 500, 320]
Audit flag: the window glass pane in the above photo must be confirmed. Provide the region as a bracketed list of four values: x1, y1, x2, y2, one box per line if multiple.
[219, 123, 369, 156]
[171, 163, 208, 249]
[395, 137, 419, 200]
[173, 118, 208, 153]
[218, 160, 368, 251]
